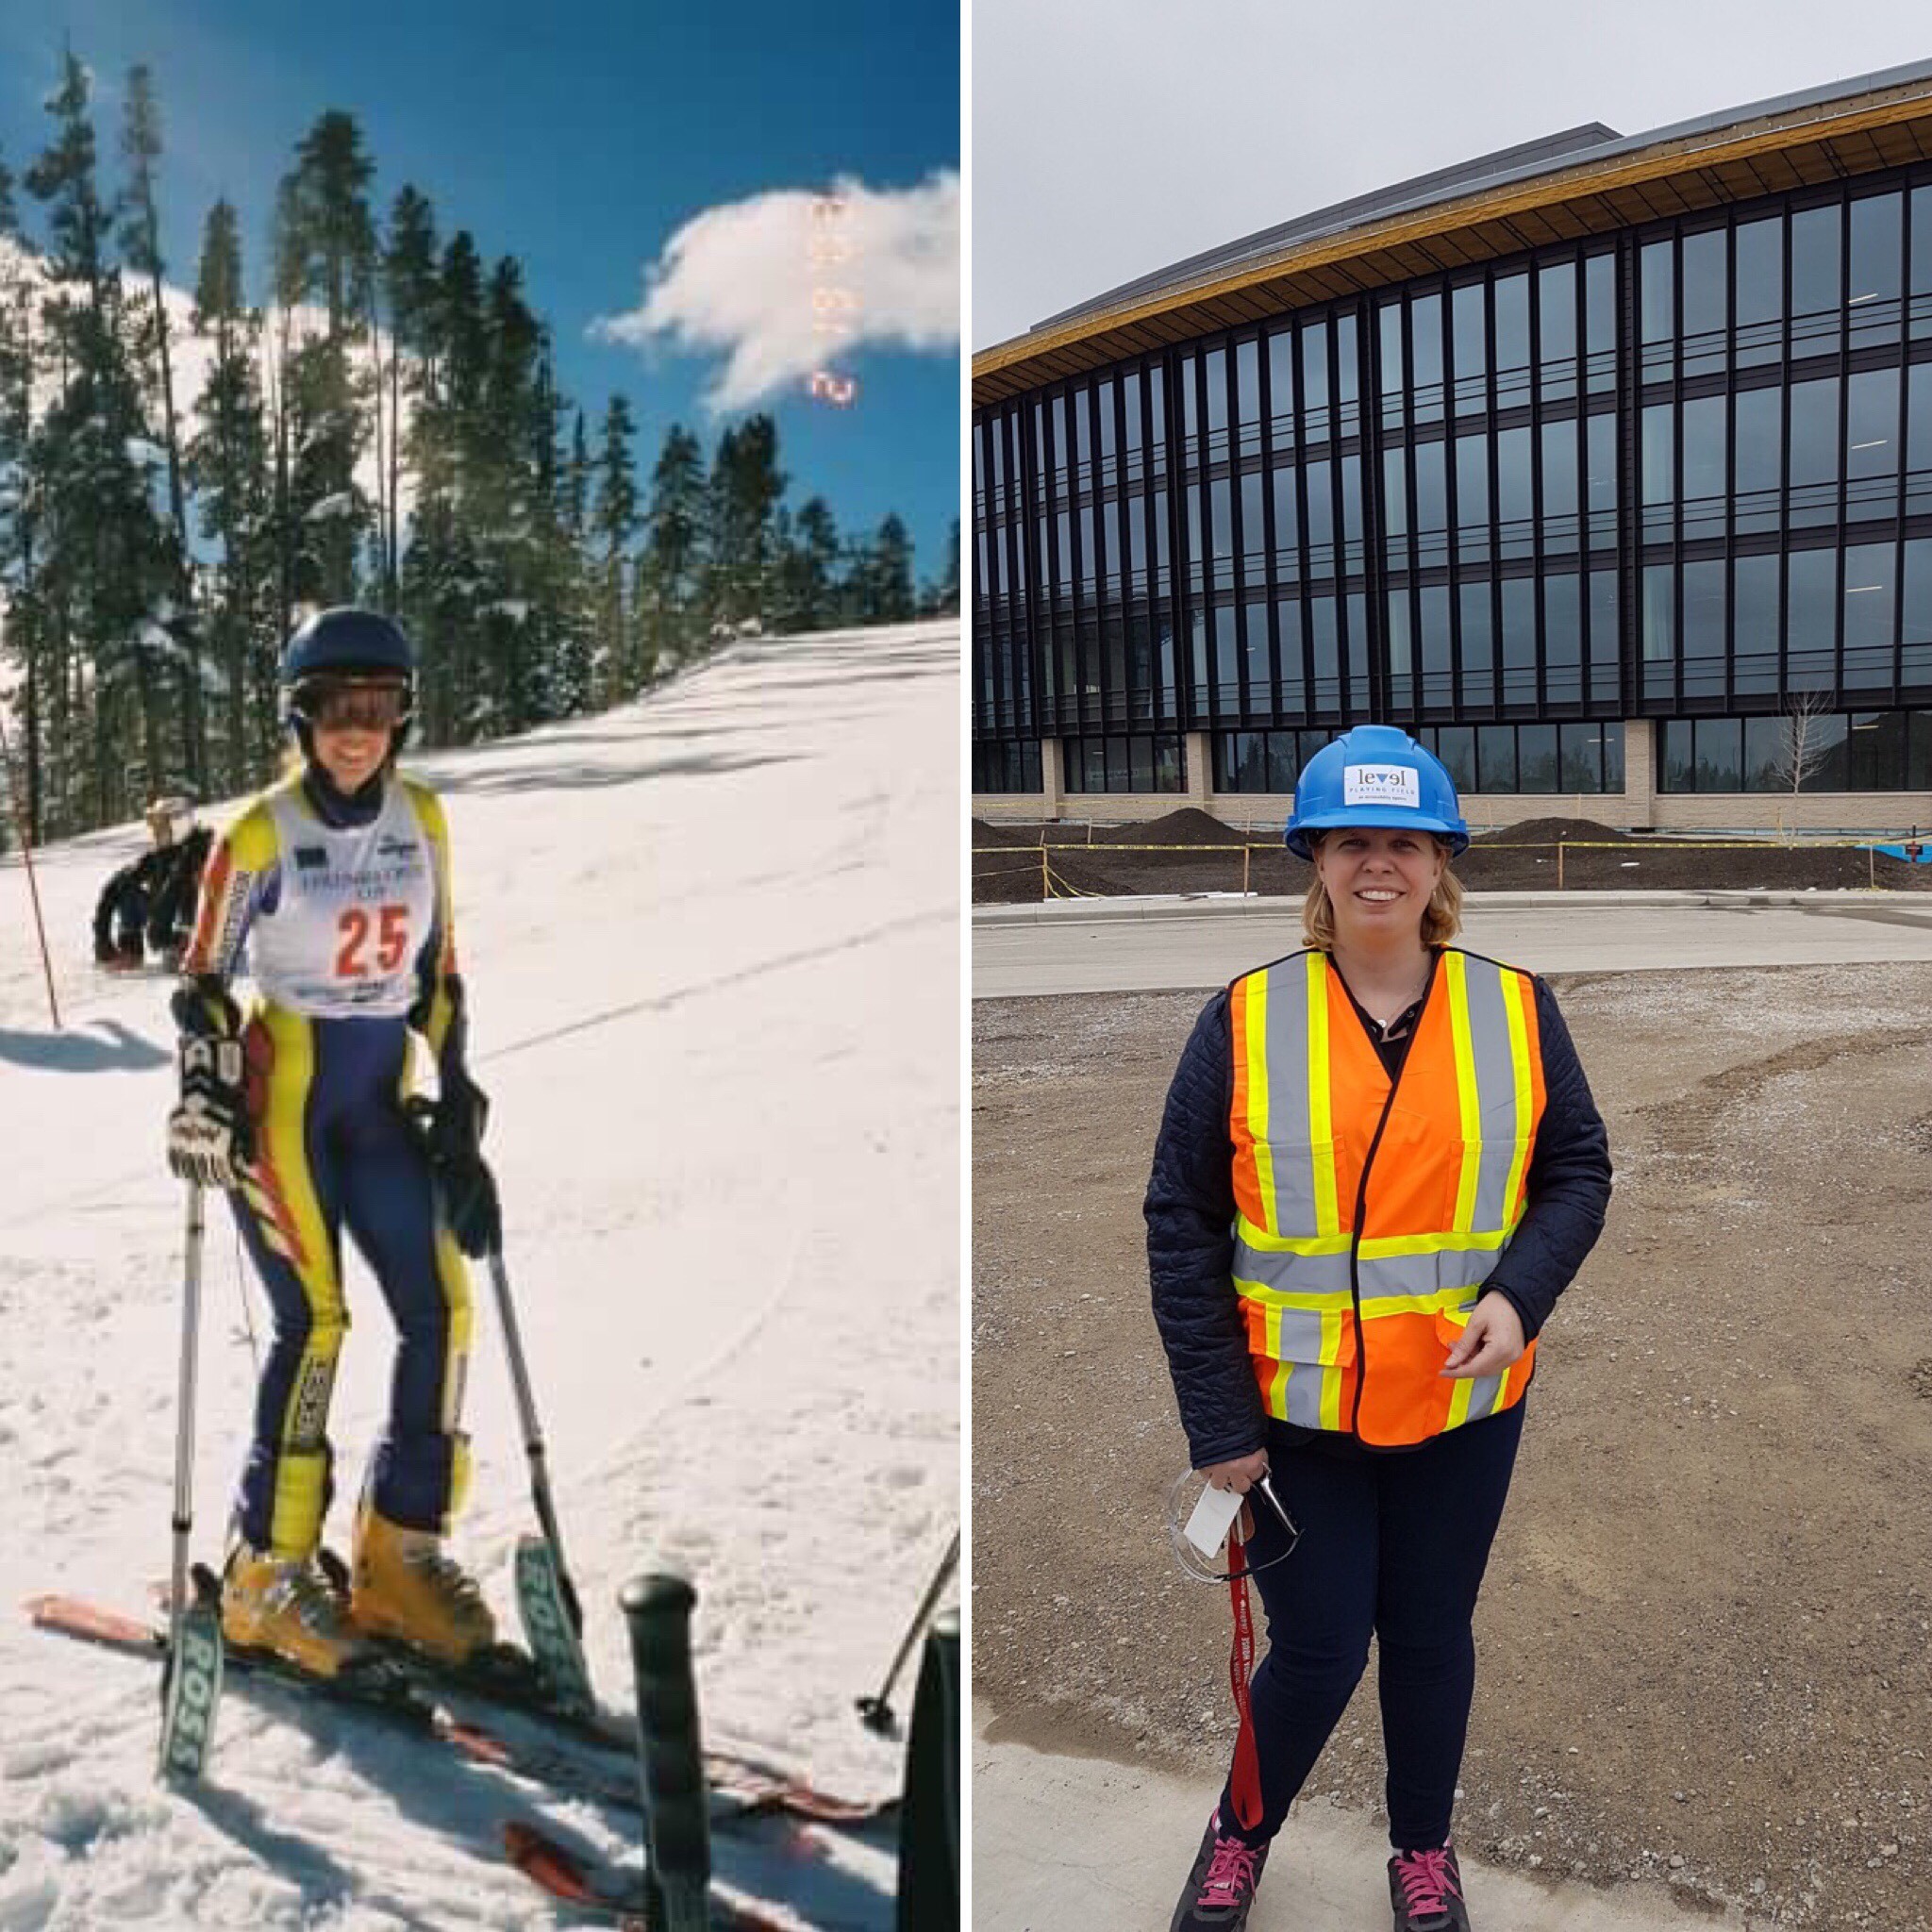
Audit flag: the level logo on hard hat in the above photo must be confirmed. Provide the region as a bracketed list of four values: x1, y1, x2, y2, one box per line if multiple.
[1341, 763, 1421, 810]
[1284, 724, 1470, 858]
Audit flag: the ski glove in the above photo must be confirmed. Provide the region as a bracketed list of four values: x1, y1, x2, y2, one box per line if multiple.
[435, 1146, 502, 1259]
[167, 1034, 254, 1189]
[423, 1067, 499, 1257]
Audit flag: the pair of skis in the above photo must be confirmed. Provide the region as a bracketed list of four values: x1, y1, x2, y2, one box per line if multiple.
[158, 1189, 591, 1779]
[30, 1589, 890, 1828]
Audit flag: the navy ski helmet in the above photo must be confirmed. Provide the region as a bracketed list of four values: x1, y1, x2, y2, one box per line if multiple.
[1283, 724, 1469, 858]
[280, 608, 417, 751]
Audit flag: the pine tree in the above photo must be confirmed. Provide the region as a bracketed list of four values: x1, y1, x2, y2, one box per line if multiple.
[591, 393, 638, 698]
[704, 412, 786, 632]
[849, 513, 915, 625]
[380, 184, 439, 605]
[25, 48, 176, 825]
[0, 135, 43, 836]
[774, 494, 841, 634]
[274, 110, 377, 604]
[638, 422, 704, 677]
[117, 62, 200, 791]
[187, 197, 275, 789]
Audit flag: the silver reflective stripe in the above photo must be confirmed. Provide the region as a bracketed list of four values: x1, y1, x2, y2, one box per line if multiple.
[1461, 957, 1523, 1232]
[1463, 1373, 1504, 1422]
[1272, 1307, 1331, 1364]
[1281, 1362, 1330, 1429]
[1231, 1242, 1353, 1299]
[1355, 1244, 1499, 1303]
[1257, 958, 1319, 1233]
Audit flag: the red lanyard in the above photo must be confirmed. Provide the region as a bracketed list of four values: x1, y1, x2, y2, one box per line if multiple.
[1225, 1518, 1263, 1831]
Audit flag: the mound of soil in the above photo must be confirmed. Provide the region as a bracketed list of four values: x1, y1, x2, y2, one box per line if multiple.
[972, 810, 1932, 902]
[1092, 808, 1248, 848]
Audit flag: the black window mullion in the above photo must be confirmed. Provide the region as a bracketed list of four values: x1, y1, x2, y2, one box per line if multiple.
[1357, 302, 1386, 723]
[1291, 315, 1316, 724]
[1257, 326, 1282, 724]
[1160, 351, 1191, 734]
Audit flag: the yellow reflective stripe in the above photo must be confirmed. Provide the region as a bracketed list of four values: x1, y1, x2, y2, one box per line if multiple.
[1358, 1289, 1474, 1320]
[1235, 1279, 1354, 1311]
[1319, 1311, 1346, 1429]
[1306, 954, 1339, 1237]
[1502, 973, 1534, 1221]
[1234, 1218, 1353, 1257]
[1444, 952, 1482, 1233]
[1247, 970, 1275, 1236]
[1357, 1229, 1508, 1259]
[1266, 1356, 1291, 1417]
[1445, 1373, 1475, 1429]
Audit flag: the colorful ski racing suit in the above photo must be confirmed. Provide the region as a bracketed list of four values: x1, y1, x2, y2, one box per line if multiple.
[181, 769, 474, 1558]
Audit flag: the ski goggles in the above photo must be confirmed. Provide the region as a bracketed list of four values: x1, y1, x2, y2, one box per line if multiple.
[292, 676, 412, 734]
[1166, 1468, 1301, 1584]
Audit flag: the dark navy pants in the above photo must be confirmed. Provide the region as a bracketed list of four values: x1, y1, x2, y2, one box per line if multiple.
[228, 1007, 472, 1555]
[1217, 1401, 1525, 1853]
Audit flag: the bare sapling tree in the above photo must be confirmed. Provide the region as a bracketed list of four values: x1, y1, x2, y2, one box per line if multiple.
[1769, 688, 1833, 840]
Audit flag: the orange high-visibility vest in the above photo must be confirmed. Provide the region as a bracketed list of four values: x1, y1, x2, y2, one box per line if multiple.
[1227, 947, 1546, 1449]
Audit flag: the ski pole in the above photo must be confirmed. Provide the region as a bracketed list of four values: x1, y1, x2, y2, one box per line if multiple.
[857, 1527, 960, 1736]
[158, 1182, 223, 1779]
[486, 1246, 583, 1632]
[167, 1183, 206, 1668]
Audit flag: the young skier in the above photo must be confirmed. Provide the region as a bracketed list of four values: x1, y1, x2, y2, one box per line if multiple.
[93, 799, 200, 968]
[165, 607, 504, 1679]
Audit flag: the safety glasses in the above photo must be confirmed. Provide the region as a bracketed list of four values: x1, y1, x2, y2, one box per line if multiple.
[295, 678, 411, 734]
[1166, 1468, 1301, 1584]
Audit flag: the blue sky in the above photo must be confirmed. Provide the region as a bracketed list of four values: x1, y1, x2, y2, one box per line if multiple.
[0, 0, 960, 578]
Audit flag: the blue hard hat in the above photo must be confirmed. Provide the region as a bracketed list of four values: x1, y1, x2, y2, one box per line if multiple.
[281, 607, 415, 686]
[1284, 724, 1469, 858]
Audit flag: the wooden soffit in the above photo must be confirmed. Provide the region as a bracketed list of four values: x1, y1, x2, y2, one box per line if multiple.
[972, 79, 1932, 409]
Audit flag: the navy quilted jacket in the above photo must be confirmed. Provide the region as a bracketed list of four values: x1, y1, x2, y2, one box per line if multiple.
[1145, 957, 1612, 1467]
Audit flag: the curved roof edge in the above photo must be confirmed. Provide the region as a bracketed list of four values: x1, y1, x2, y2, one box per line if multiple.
[1030, 124, 1624, 332]
[974, 58, 1932, 396]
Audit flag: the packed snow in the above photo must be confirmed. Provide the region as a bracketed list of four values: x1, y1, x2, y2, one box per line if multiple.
[0, 618, 960, 1928]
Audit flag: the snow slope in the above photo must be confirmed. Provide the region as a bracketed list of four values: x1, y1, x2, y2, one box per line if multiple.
[0, 619, 960, 1929]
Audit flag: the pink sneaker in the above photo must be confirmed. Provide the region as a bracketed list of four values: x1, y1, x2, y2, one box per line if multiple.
[1388, 1840, 1470, 1930]
[1169, 1811, 1269, 1929]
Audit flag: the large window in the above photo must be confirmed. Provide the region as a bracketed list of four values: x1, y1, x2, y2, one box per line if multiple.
[973, 741, 1043, 794]
[1060, 735, 1186, 794]
[1657, 708, 1932, 791]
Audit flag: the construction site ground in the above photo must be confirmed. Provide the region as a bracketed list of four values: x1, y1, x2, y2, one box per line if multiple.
[973, 951, 1932, 1931]
[972, 808, 1932, 903]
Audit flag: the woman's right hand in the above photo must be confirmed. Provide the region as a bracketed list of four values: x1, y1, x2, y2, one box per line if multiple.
[1199, 1449, 1270, 1494]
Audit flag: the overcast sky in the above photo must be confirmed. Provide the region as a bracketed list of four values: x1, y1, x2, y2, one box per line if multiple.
[973, 0, 1932, 351]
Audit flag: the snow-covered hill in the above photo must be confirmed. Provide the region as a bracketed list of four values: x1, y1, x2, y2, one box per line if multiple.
[0, 619, 959, 1929]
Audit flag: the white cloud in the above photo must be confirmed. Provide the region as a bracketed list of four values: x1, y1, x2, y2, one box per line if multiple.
[591, 171, 959, 412]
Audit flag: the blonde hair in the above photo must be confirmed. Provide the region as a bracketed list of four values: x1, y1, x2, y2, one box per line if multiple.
[1300, 833, 1464, 951]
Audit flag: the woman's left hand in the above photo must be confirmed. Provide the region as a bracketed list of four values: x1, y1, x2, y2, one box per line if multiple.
[1441, 1292, 1526, 1379]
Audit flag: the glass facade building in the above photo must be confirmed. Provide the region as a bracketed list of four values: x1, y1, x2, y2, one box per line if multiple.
[971, 71, 1932, 824]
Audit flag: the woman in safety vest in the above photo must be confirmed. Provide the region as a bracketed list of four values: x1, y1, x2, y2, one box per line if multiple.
[1149, 724, 1611, 1932]
[165, 608, 504, 1681]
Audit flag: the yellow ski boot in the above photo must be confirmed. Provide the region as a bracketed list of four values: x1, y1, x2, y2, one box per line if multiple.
[349, 1501, 495, 1666]
[221, 1543, 371, 1679]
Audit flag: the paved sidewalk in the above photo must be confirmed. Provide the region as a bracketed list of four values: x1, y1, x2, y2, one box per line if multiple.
[973, 890, 1932, 995]
[974, 1715, 1762, 1930]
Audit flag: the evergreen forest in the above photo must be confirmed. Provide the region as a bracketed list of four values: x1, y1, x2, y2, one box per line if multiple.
[0, 55, 958, 843]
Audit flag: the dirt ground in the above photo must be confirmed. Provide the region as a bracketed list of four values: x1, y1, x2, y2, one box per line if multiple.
[973, 966, 1932, 1930]
[971, 810, 1932, 903]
